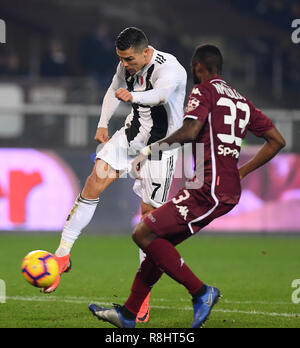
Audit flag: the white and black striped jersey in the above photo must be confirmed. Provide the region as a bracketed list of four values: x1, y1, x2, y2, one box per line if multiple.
[98, 46, 187, 147]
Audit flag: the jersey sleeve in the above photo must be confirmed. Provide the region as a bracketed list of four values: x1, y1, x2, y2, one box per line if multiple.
[183, 84, 211, 123]
[131, 64, 187, 107]
[98, 63, 126, 128]
[247, 103, 274, 137]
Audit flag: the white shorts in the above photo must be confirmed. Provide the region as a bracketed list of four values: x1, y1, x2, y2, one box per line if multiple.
[96, 127, 177, 208]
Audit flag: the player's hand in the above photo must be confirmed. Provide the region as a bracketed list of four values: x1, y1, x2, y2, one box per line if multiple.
[115, 88, 133, 103]
[95, 127, 109, 143]
[131, 145, 152, 179]
[131, 153, 147, 180]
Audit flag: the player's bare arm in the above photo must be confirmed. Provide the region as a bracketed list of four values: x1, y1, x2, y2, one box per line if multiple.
[155, 118, 204, 147]
[239, 127, 286, 180]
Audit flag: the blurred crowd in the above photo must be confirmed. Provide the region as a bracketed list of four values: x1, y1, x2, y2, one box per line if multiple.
[0, 22, 189, 89]
[230, 0, 300, 28]
[0, 1, 299, 106]
[0, 51, 26, 76]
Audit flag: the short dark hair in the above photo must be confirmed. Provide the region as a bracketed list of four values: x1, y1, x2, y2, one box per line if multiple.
[115, 27, 148, 52]
[192, 44, 223, 75]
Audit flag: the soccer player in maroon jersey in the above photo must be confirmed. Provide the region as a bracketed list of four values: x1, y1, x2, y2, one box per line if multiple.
[89, 44, 286, 328]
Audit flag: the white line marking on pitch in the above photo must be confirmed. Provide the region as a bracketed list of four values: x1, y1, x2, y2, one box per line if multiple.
[6, 296, 299, 319]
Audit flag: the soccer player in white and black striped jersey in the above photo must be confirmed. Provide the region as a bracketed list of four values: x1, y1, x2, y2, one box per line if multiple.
[44, 27, 187, 322]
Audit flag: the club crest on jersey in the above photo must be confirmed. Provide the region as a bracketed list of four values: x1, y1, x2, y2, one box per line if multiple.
[186, 97, 200, 113]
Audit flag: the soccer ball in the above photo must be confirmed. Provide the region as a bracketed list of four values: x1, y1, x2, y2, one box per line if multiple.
[21, 250, 59, 288]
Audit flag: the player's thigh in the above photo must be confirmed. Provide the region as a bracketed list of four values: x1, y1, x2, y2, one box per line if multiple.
[143, 198, 191, 246]
[82, 159, 119, 198]
[189, 201, 235, 234]
[143, 188, 235, 245]
[96, 128, 131, 174]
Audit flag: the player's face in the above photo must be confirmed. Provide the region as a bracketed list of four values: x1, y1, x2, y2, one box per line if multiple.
[116, 47, 149, 76]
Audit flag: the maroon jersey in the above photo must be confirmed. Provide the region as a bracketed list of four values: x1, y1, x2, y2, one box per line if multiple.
[184, 76, 274, 205]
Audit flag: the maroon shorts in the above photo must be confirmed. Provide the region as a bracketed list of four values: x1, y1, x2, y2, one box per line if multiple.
[144, 188, 235, 245]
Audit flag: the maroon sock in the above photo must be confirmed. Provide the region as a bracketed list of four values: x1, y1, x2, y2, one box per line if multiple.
[144, 238, 203, 295]
[125, 255, 163, 315]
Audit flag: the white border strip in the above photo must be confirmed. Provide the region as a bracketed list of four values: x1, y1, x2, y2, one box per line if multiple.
[184, 115, 199, 120]
[209, 79, 226, 84]
[187, 113, 219, 234]
[5, 296, 299, 319]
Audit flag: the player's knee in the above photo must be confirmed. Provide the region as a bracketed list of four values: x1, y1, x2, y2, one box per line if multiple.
[95, 160, 118, 181]
[85, 164, 116, 192]
[132, 222, 156, 250]
[85, 172, 102, 189]
[132, 222, 143, 245]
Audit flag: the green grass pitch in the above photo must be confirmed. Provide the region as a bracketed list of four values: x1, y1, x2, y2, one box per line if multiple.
[0, 233, 299, 328]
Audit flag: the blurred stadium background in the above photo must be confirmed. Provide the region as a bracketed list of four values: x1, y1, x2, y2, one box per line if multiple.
[0, 0, 300, 234]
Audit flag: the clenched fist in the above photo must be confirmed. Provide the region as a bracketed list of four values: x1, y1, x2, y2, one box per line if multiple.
[95, 127, 109, 143]
[115, 88, 133, 103]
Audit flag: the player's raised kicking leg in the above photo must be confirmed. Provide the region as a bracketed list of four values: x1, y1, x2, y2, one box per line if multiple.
[43, 159, 119, 293]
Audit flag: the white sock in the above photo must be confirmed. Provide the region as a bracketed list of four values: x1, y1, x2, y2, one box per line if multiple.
[55, 194, 99, 257]
[55, 239, 73, 257]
